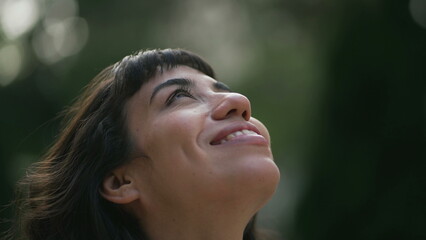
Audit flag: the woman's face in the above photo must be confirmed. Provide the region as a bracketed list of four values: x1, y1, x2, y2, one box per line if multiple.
[125, 66, 280, 214]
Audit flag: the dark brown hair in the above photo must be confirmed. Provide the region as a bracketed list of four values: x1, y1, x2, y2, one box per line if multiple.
[4, 49, 260, 240]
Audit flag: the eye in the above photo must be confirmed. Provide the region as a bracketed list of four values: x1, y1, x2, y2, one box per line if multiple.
[165, 87, 195, 106]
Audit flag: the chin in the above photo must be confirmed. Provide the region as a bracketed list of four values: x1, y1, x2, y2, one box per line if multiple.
[232, 155, 280, 211]
[252, 158, 280, 209]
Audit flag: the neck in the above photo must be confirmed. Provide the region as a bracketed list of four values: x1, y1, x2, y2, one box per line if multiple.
[139, 200, 256, 240]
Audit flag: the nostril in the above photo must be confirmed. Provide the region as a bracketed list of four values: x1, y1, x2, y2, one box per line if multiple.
[227, 109, 237, 116]
[224, 109, 249, 120]
[242, 110, 248, 119]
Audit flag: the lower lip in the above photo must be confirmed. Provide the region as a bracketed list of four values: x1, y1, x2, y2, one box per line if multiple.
[212, 134, 269, 146]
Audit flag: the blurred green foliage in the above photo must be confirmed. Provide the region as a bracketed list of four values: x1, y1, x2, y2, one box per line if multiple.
[1, 0, 425, 239]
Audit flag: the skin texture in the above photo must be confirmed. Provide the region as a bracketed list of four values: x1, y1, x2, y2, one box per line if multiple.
[101, 66, 280, 240]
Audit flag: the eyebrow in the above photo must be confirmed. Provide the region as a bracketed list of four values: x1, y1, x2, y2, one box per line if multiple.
[149, 78, 233, 104]
[213, 81, 232, 92]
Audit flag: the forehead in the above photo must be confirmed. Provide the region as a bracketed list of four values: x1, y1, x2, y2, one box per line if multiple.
[153, 65, 214, 85]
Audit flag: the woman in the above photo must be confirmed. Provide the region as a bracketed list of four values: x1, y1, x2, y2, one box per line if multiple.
[6, 49, 280, 240]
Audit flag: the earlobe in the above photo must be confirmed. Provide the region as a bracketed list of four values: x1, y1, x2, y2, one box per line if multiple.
[100, 172, 140, 204]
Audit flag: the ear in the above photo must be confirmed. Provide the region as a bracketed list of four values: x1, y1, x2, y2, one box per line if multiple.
[100, 168, 140, 204]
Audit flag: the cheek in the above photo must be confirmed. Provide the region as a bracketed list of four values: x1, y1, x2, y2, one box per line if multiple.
[143, 108, 207, 161]
[250, 117, 271, 142]
[153, 110, 200, 138]
[137, 109, 213, 202]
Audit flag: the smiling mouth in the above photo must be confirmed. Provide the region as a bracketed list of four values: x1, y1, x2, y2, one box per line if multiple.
[210, 129, 260, 145]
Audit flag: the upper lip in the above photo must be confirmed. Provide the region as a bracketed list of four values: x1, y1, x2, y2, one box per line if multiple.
[210, 122, 262, 145]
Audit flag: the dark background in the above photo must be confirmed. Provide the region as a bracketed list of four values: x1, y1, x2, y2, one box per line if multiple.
[1, 0, 425, 239]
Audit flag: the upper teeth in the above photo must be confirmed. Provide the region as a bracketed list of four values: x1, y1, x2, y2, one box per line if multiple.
[220, 130, 258, 144]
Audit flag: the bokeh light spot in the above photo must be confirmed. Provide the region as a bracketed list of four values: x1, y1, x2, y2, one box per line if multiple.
[32, 17, 89, 64]
[0, 0, 40, 40]
[44, 0, 79, 27]
[0, 43, 23, 86]
[409, 0, 426, 29]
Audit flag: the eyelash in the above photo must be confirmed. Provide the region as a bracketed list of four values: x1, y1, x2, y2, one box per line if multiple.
[165, 86, 194, 106]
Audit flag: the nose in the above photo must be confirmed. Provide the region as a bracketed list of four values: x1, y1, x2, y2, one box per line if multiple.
[211, 92, 251, 121]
